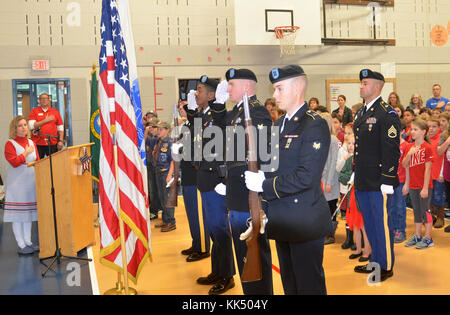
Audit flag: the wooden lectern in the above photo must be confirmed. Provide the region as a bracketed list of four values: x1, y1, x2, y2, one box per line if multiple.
[30, 144, 95, 259]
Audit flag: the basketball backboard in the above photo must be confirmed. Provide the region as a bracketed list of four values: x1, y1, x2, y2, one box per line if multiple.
[234, 0, 321, 46]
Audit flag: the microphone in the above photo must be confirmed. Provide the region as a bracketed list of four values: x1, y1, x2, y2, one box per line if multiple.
[36, 132, 59, 139]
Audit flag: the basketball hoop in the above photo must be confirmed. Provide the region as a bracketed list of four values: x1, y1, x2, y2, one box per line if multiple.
[274, 26, 300, 57]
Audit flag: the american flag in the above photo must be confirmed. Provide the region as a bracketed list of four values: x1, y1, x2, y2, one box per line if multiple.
[98, 0, 151, 284]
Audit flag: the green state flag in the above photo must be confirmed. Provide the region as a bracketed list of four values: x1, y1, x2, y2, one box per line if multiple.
[90, 66, 100, 182]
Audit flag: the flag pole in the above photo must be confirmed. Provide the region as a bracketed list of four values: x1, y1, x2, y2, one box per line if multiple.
[103, 131, 137, 295]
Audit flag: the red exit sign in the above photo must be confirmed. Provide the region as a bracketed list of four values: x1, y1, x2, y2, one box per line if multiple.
[32, 59, 50, 71]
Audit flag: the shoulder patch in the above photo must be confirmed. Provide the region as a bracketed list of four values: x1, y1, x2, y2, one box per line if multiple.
[249, 98, 262, 107]
[306, 110, 317, 120]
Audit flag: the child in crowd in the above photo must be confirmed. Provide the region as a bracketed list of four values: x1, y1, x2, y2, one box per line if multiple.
[402, 119, 434, 249]
[336, 123, 355, 249]
[439, 112, 450, 139]
[431, 108, 443, 119]
[392, 121, 408, 243]
[153, 121, 176, 232]
[338, 135, 371, 261]
[427, 117, 445, 228]
[351, 103, 363, 121]
[320, 113, 341, 245]
[437, 123, 450, 232]
[331, 112, 345, 144]
[402, 108, 415, 142]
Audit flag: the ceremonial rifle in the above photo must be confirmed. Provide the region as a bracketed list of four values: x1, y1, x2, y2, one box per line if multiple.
[241, 92, 263, 282]
[166, 103, 180, 207]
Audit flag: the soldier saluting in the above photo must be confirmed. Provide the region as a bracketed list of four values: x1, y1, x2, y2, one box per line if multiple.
[210, 68, 274, 295]
[352, 69, 401, 282]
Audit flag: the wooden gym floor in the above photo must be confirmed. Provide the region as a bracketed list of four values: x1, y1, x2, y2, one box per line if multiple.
[91, 197, 450, 295]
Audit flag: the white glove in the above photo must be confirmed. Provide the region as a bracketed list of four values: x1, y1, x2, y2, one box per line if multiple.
[244, 170, 265, 193]
[380, 184, 394, 195]
[171, 143, 183, 156]
[214, 80, 229, 104]
[239, 212, 269, 240]
[214, 183, 226, 196]
[187, 90, 198, 110]
[347, 172, 355, 185]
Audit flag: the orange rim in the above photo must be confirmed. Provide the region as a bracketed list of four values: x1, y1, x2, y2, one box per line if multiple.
[274, 26, 300, 39]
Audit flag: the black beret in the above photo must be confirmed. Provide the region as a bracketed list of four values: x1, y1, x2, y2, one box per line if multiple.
[359, 69, 385, 82]
[269, 65, 306, 84]
[199, 75, 219, 90]
[225, 68, 257, 82]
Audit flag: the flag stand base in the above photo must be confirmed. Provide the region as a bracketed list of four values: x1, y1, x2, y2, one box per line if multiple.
[103, 281, 137, 295]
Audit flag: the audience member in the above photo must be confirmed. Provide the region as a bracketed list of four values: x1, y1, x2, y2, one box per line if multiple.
[331, 113, 344, 144]
[402, 108, 415, 142]
[351, 103, 363, 120]
[338, 134, 371, 262]
[393, 104, 405, 119]
[308, 97, 319, 110]
[332, 95, 353, 126]
[407, 93, 425, 115]
[437, 123, 450, 232]
[431, 108, 443, 119]
[320, 113, 340, 245]
[153, 121, 176, 232]
[388, 92, 402, 108]
[264, 98, 281, 123]
[427, 117, 445, 228]
[392, 121, 408, 243]
[402, 119, 434, 249]
[336, 123, 356, 250]
[426, 84, 448, 110]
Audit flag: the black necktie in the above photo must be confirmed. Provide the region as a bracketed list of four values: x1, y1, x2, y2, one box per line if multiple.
[362, 105, 367, 116]
[281, 116, 289, 133]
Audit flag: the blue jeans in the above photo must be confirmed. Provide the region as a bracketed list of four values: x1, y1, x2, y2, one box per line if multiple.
[390, 183, 406, 235]
[431, 180, 446, 208]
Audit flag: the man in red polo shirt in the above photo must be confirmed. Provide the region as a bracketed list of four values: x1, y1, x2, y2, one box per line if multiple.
[28, 93, 64, 158]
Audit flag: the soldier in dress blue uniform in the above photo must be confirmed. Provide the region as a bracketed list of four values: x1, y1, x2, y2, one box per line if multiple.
[353, 69, 401, 282]
[245, 65, 332, 295]
[177, 100, 211, 262]
[153, 121, 176, 232]
[210, 68, 273, 295]
[183, 75, 236, 295]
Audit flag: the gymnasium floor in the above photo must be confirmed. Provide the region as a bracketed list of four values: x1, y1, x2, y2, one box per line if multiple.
[1, 197, 450, 295]
[91, 197, 450, 295]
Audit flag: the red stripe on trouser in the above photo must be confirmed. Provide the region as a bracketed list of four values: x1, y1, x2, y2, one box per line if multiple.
[272, 264, 280, 274]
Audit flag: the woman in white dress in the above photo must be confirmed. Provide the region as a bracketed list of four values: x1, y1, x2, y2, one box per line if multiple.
[3, 116, 40, 254]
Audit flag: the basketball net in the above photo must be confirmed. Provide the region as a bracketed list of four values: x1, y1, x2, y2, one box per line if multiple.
[275, 26, 300, 57]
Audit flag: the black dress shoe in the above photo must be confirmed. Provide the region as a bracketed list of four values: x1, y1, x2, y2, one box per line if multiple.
[161, 224, 176, 232]
[359, 255, 370, 262]
[186, 251, 210, 262]
[208, 277, 235, 295]
[197, 273, 220, 285]
[349, 252, 362, 260]
[181, 247, 194, 255]
[354, 264, 374, 274]
[379, 269, 393, 282]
